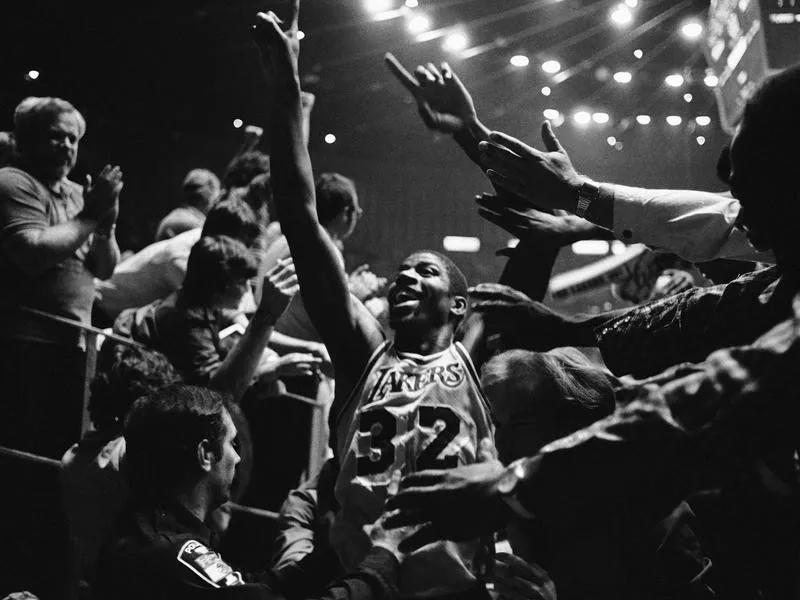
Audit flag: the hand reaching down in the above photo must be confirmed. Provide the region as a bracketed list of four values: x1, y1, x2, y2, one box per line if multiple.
[478, 123, 586, 214]
[385, 53, 477, 134]
[476, 191, 613, 248]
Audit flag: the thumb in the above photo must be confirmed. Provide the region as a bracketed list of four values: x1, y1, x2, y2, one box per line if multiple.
[540, 121, 566, 154]
[477, 437, 496, 462]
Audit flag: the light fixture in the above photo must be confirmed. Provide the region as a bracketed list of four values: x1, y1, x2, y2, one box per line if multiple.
[543, 109, 561, 120]
[666, 115, 682, 126]
[405, 0, 418, 6]
[680, 20, 704, 40]
[636, 114, 651, 125]
[443, 236, 481, 252]
[696, 136, 706, 146]
[233, 119, 243, 129]
[542, 60, 561, 74]
[683, 93, 693, 103]
[665, 73, 685, 87]
[695, 115, 711, 126]
[610, 4, 633, 26]
[613, 71, 632, 83]
[704, 73, 719, 87]
[407, 14, 431, 34]
[592, 112, 610, 124]
[607, 136, 617, 146]
[442, 32, 468, 53]
[541, 86, 552, 96]
[624, 0, 639, 6]
[573, 111, 592, 125]
[633, 49, 643, 59]
[510, 54, 529, 68]
[572, 240, 610, 255]
[26, 70, 40, 81]
[324, 133, 337, 144]
[365, 0, 393, 13]
[297, 30, 306, 40]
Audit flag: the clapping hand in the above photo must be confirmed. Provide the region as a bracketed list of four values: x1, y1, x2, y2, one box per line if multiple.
[385, 53, 477, 134]
[84, 165, 123, 224]
[478, 123, 586, 214]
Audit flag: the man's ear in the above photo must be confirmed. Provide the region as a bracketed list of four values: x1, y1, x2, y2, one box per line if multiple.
[197, 439, 214, 473]
[450, 295, 468, 317]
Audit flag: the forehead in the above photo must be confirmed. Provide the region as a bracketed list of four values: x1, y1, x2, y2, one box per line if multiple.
[48, 112, 83, 135]
[400, 252, 446, 270]
[221, 409, 237, 438]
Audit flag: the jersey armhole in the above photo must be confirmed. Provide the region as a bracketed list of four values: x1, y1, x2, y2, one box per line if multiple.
[453, 341, 495, 421]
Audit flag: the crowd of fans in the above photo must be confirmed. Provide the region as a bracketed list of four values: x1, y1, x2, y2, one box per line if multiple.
[1, 1, 799, 599]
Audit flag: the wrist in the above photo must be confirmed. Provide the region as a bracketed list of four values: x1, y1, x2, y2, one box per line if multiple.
[496, 459, 536, 520]
[95, 224, 116, 239]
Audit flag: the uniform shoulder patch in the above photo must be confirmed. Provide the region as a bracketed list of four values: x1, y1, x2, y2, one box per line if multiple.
[177, 539, 244, 587]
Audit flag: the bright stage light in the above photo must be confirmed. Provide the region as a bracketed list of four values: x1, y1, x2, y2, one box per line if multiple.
[684, 93, 693, 103]
[573, 111, 591, 125]
[704, 73, 719, 87]
[666, 115, 682, 126]
[26, 70, 40, 81]
[405, 0, 418, 6]
[233, 119, 243, 129]
[636, 114, 651, 125]
[443, 32, 468, 53]
[543, 109, 561, 120]
[696, 136, 706, 146]
[613, 71, 632, 83]
[510, 54, 529, 68]
[624, 0, 639, 6]
[541, 86, 552, 96]
[324, 133, 337, 144]
[592, 112, 610, 124]
[665, 73, 685, 87]
[607, 136, 617, 146]
[365, 0, 393, 13]
[443, 236, 480, 252]
[610, 4, 633, 26]
[572, 240, 610, 255]
[407, 14, 431, 33]
[680, 20, 704, 40]
[633, 48, 643, 59]
[695, 115, 711, 126]
[542, 60, 561, 74]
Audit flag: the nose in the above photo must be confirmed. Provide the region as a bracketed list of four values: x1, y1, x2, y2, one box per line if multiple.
[396, 266, 418, 284]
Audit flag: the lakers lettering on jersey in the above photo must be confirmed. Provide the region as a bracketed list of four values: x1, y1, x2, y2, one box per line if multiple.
[331, 341, 495, 597]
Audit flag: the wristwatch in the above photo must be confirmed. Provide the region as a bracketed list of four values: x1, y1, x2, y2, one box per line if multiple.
[575, 181, 601, 219]
[497, 459, 535, 520]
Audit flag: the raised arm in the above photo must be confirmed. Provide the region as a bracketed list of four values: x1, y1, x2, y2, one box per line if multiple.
[385, 53, 491, 167]
[253, 6, 382, 386]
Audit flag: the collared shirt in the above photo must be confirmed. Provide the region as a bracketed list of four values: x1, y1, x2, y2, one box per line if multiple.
[94, 503, 400, 600]
[608, 185, 774, 264]
[0, 166, 96, 345]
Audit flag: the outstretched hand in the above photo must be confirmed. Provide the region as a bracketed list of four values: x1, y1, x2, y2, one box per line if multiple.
[476, 190, 613, 248]
[259, 257, 299, 320]
[384, 439, 511, 552]
[479, 122, 586, 213]
[385, 53, 477, 134]
[252, 0, 301, 90]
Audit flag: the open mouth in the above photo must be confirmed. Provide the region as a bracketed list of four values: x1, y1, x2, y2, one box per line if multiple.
[390, 288, 421, 308]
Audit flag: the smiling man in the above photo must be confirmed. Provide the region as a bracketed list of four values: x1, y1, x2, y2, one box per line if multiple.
[255, 6, 494, 597]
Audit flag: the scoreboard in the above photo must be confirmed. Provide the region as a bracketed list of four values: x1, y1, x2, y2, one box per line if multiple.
[705, 0, 800, 134]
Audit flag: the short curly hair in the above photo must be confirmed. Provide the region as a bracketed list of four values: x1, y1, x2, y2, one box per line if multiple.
[89, 343, 181, 431]
[182, 235, 259, 304]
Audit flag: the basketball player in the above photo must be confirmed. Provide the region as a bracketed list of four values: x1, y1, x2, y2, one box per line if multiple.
[254, 7, 494, 598]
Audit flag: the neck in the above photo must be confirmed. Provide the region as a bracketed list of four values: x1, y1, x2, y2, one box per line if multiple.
[176, 483, 213, 524]
[393, 323, 454, 355]
[18, 158, 63, 188]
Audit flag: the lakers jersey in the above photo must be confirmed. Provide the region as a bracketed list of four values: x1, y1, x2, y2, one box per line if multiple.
[331, 340, 495, 597]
